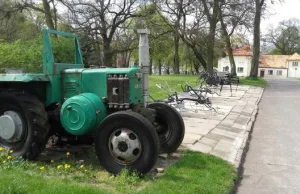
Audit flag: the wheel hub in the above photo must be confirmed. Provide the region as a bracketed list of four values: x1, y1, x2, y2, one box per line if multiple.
[109, 129, 141, 165]
[118, 141, 129, 152]
[0, 111, 24, 142]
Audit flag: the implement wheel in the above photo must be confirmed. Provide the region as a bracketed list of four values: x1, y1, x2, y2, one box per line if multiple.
[147, 102, 185, 153]
[0, 90, 50, 159]
[95, 111, 159, 175]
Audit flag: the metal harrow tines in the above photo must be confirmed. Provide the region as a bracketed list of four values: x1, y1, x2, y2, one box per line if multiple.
[181, 82, 221, 97]
[150, 80, 220, 114]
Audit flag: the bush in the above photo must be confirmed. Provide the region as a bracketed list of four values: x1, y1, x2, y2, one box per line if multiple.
[0, 35, 76, 73]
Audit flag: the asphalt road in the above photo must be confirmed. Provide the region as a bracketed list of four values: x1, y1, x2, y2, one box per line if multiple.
[237, 78, 300, 194]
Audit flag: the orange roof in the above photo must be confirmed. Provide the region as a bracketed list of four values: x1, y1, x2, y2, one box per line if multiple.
[287, 53, 300, 61]
[225, 44, 252, 56]
[259, 55, 289, 69]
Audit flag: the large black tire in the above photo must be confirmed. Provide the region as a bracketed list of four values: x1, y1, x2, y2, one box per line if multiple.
[95, 111, 159, 175]
[0, 90, 50, 159]
[147, 102, 185, 153]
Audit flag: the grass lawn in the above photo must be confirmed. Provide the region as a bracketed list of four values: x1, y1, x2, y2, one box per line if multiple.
[0, 148, 236, 194]
[239, 77, 266, 87]
[148, 75, 265, 102]
[148, 75, 198, 101]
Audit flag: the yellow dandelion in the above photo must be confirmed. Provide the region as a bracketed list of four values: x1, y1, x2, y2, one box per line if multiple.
[0, 147, 4, 151]
[9, 150, 13, 153]
[40, 166, 45, 170]
[64, 164, 71, 169]
[66, 152, 70, 157]
[7, 156, 12, 160]
[2, 160, 6, 164]
[80, 164, 84, 169]
[57, 165, 63, 169]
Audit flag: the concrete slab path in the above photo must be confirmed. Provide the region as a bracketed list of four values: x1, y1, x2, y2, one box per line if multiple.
[180, 85, 264, 167]
[237, 79, 300, 194]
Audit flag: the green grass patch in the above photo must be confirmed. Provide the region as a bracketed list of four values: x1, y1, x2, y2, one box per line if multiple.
[239, 77, 266, 87]
[138, 151, 237, 194]
[0, 148, 236, 194]
[149, 75, 198, 100]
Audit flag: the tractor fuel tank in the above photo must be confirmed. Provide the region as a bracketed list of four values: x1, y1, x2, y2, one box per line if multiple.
[60, 93, 106, 135]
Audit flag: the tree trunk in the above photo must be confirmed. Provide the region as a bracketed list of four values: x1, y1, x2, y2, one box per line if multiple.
[206, 0, 219, 75]
[174, 34, 180, 74]
[219, 16, 236, 75]
[179, 34, 207, 69]
[250, 0, 264, 77]
[42, 0, 55, 30]
[191, 45, 207, 70]
[193, 61, 200, 74]
[103, 39, 113, 67]
[166, 64, 170, 74]
[158, 59, 162, 75]
[149, 58, 153, 75]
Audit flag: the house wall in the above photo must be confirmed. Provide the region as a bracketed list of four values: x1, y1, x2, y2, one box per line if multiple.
[258, 68, 287, 78]
[218, 56, 251, 77]
[287, 61, 300, 78]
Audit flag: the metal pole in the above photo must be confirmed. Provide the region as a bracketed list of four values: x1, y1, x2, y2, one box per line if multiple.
[137, 29, 150, 107]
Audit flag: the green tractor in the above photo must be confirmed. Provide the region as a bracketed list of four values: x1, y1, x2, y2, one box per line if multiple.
[0, 29, 185, 175]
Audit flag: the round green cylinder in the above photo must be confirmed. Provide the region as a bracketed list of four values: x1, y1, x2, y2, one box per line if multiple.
[60, 93, 106, 135]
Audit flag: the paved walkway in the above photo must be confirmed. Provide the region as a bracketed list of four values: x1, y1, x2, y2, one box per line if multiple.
[237, 79, 300, 194]
[181, 85, 264, 167]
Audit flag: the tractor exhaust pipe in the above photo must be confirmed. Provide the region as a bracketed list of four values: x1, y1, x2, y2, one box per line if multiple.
[137, 29, 150, 107]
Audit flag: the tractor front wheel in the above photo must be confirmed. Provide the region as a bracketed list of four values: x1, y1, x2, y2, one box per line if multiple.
[95, 111, 159, 175]
[0, 90, 50, 159]
[147, 102, 185, 153]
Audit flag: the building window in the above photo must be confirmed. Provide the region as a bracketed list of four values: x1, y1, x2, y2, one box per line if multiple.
[237, 67, 244, 73]
[268, 70, 273, 75]
[277, 70, 282, 75]
[223, 66, 229, 72]
[292, 61, 298, 66]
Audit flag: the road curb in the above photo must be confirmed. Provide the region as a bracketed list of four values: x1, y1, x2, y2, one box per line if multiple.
[231, 87, 265, 194]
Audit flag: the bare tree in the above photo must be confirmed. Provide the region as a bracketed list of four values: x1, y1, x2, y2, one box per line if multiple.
[0, 0, 58, 30]
[155, 0, 209, 71]
[217, 0, 254, 75]
[61, 0, 142, 67]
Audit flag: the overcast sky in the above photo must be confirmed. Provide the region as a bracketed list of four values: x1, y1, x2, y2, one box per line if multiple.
[261, 0, 300, 34]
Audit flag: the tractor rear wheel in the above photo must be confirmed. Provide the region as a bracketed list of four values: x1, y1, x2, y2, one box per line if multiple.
[147, 102, 185, 153]
[95, 111, 159, 175]
[0, 90, 50, 159]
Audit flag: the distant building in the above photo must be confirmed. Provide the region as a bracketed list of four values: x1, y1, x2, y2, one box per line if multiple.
[258, 55, 289, 78]
[287, 53, 300, 78]
[218, 44, 252, 77]
[218, 45, 300, 78]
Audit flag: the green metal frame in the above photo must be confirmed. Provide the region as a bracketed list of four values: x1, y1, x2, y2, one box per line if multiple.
[42, 29, 84, 75]
[42, 29, 84, 105]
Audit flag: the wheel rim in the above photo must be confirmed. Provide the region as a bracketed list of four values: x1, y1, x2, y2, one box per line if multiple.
[154, 116, 171, 144]
[108, 128, 142, 165]
[0, 110, 25, 143]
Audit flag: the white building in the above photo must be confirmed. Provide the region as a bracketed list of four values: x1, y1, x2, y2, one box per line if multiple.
[258, 55, 289, 78]
[218, 45, 300, 78]
[287, 53, 300, 78]
[218, 45, 252, 77]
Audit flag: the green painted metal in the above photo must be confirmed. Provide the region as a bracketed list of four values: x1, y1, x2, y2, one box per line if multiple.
[42, 29, 84, 106]
[0, 29, 145, 137]
[60, 93, 106, 135]
[61, 67, 144, 104]
[42, 29, 84, 75]
[0, 74, 49, 82]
